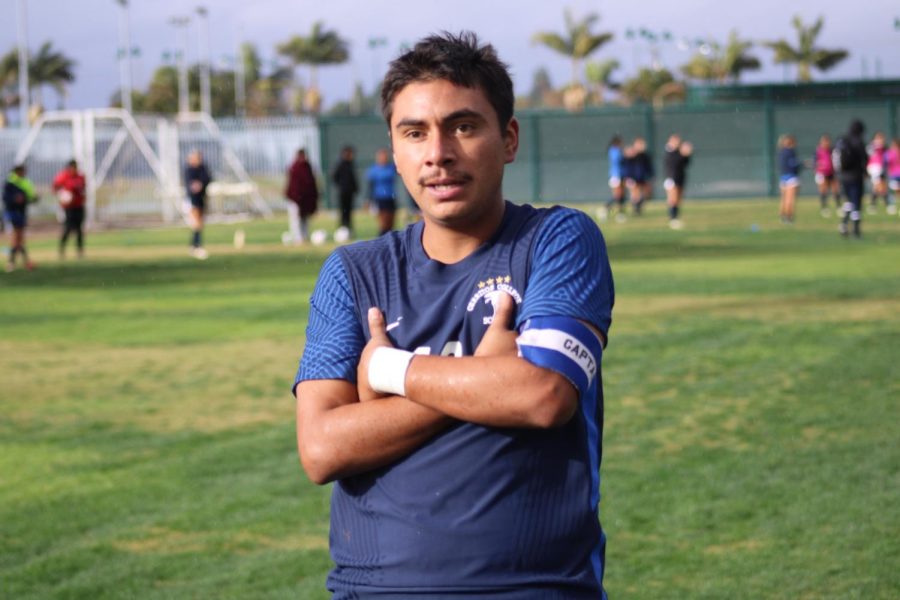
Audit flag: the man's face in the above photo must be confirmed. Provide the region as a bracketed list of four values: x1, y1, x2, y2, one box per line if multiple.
[390, 79, 518, 230]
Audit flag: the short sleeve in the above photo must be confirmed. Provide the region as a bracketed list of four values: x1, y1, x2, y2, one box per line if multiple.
[518, 208, 614, 341]
[294, 251, 366, 390]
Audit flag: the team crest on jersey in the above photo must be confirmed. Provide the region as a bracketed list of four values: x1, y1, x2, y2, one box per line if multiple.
[466, 275, 523, 324]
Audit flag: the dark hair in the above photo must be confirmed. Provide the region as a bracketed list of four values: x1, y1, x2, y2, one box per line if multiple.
[67, 159, 77, 168]
[380, 31, 514, 132]
[608, 135, 622, 149]
[849, 119, 865, 136]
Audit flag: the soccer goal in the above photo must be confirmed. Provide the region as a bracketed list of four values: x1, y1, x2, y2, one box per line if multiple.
[14, 108, 272, 226]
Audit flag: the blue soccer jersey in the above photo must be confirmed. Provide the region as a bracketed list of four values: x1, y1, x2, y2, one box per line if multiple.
[296, 201, 614, 598]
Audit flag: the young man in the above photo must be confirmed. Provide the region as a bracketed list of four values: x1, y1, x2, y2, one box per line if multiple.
[366, 147, 399, 235]
[331, 145, 358, 239]
[294, 32, 614, 598]
[53, 159, 87, 258]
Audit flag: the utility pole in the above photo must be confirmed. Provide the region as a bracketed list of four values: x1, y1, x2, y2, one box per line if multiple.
[16, 0, 30, 127]
[196, 6, 212, 115]
[115, 0, 134, 113]
[169, 15, 191, 115]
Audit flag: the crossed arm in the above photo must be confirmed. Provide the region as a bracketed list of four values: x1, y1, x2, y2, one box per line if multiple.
[295, 293, 580, 485]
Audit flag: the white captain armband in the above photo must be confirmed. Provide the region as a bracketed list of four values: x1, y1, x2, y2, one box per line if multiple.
[516, 316, 604, 399]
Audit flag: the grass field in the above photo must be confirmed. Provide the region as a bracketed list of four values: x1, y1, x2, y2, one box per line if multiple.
[1, 198, 898, 599]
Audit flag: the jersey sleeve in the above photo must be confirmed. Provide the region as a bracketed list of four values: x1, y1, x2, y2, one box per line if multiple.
[518, 208, 614, 342]
[294, 251, 366, 391]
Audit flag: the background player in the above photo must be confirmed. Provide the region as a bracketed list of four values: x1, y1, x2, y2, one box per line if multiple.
[366, 148, 398, 235]
[836, 119, 868, 238]
[866, 132, 888, 213]
[3, 164, 38, 272]
[53, 159, 87, 259]
[814, 134, 840, 217]
[885, 137, 900, 215]
[294, 31, 614, 598]
[777, 134, 801, 224]
[663, 133, 692, 229]
[598, 134, 625, 223]
[184, 150, 211, 259]
[625, 136, 653, 216]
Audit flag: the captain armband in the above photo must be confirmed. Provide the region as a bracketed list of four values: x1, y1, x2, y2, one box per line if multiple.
[515, 316, 604, 399]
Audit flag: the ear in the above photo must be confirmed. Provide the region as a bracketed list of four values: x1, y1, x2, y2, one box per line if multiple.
[503, 117, 520, 165]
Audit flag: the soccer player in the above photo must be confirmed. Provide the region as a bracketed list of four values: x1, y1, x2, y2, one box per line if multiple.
[185, 150, 212, 259]
[663, 133, 693, 229]
[284, 148, 319, 244]
[835, 119, 868, 238]
[777, 134, 801, 224]
[885, 137, 900, 215]
[814, 135, 840, 217]
[866, 132, 888, 213]
[626, 136, 653, 216]
[331, 145, 359, 239]
[52, 159, 87, 258]
[366, 148, 398, 235]
[3, 164, 38, 272]
[294, 32, 614, 598]
[598, 134, 624, 222]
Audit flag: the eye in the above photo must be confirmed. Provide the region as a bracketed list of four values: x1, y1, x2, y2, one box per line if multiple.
[456, 123, 475, 135]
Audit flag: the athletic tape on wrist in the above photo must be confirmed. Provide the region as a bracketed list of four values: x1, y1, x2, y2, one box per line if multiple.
[368, 347, 414, 396]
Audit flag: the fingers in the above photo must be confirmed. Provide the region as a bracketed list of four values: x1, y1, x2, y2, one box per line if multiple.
[368, 306, 390, 342]
[490, 292, 515, 330]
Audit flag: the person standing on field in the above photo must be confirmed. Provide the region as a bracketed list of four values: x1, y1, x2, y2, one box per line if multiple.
[3, 164, 38, 272]
[366, 148, 399, 236]
[294, 31, 614, 598]
[663, 133, 692, 230]
[777, 134, 801, 224]
[331, 145, 358, 240]
[53, 159, 87, 259]
[284, 148, 319, 244]
[185, 150, 212, 259]
[835, 119, 868, 238]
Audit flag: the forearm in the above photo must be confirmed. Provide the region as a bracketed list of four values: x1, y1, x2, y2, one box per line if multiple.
[404, 355, 576, 429]
[297, 389, 451, 484]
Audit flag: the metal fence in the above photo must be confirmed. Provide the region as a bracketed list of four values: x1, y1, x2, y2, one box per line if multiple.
[2, 98, 897, 222]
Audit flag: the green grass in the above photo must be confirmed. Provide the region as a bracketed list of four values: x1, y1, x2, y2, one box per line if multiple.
[1, 199, 898, 598]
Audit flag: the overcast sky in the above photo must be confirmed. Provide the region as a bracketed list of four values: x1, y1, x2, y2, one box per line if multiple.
[2, 0, 898, 111]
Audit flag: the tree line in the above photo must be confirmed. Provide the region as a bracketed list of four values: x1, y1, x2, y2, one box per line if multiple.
[0, 13, 850, 122]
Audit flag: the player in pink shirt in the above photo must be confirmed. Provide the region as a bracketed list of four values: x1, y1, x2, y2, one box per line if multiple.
[814, 135, 840, 217]
[885, 137, 900, 215]
[866, 132, 888, 213]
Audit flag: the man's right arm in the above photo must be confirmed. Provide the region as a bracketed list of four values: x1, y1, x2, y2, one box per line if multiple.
[294, 251, 451, 485]
[295, 380, 449, 485]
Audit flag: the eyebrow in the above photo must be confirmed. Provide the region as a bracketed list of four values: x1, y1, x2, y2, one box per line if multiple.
[394, 108, 487, 130]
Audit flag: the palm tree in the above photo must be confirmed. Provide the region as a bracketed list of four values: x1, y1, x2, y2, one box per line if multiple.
[277, 22, 349, 113]
[764, 15, 848, 82]
[532, 9, 614, 88]
[681, 31, 760, 84]
[28, 41, 76, 109]
[621, 67, 677, 105]
[584, 58, 620, 103]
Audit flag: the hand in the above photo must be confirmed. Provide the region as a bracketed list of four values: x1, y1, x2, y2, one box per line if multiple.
[190, 181, 202, 194]
[357, 307, 395, 402]
[475, 292, 518, 357]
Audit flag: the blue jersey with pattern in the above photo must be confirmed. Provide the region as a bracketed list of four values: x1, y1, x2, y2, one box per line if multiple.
[296, 201, 614, 598]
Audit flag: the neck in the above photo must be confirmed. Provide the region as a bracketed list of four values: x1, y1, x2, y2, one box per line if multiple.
[421, 199, 506, 264]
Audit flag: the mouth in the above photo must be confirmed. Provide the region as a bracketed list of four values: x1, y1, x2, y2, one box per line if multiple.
[421, 175, 471, 200]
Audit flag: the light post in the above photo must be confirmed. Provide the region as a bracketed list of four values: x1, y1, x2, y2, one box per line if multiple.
[196, 6, 212, 115]
[16, 0, 29, 127]
[114, 0, 133, 113]
[368, 37, 387, 93]
[168, 15, 191, 115]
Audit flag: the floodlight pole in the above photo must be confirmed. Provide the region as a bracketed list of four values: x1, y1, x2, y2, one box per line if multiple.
[115, 0, 133, 113]
[16, 0, 30, 127]
[196, 6, 212, 115]
[234, 47, 246, 116]
[169, 15, 191, 115]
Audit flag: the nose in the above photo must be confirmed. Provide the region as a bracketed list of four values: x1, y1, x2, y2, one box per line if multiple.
[424, 130, 455, 168]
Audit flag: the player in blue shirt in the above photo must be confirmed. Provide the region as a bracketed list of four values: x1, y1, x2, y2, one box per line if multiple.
[294, 32, 614, 599]
[366, 148, 399, 235]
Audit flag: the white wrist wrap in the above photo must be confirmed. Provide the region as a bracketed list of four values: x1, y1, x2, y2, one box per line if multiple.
[368, 347, 414, 396]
